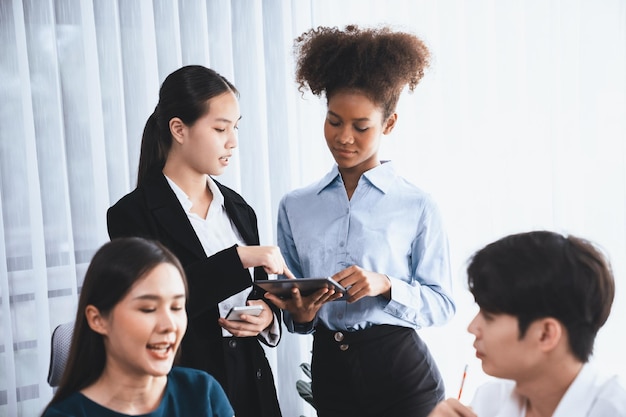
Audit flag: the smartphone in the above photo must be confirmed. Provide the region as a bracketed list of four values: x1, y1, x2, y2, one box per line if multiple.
[225, 305, 263, 321]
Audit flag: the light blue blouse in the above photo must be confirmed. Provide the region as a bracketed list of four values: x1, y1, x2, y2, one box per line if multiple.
[277, 161, 455, 333]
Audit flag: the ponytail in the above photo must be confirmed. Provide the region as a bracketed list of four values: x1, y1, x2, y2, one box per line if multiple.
[137, 108, 168, 187]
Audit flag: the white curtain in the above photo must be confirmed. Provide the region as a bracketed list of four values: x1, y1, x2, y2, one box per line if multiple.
[1, 1, 625, 416]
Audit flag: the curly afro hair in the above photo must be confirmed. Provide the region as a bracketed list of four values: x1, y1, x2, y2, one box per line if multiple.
[294, 24, 430, 119]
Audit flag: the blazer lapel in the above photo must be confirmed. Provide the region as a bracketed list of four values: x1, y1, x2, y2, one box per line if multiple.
[217, 181, 259, 246]
[216, 181, 268, 282]
[143, 172, 207, 259]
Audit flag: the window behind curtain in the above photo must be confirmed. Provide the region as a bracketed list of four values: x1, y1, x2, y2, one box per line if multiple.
[0, 1, 625, 416]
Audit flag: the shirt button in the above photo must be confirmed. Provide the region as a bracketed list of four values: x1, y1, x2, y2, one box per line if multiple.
[334, 332, 344, 342]
[256, 369, 263, 379]
[339, 344, 349, 351]
[228, 339, 237, 348]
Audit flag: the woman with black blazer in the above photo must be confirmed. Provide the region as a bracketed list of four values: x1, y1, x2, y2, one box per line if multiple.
[107, 65, 290, 417]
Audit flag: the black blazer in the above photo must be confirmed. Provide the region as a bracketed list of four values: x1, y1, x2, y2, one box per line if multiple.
[107, 169, 282, 417]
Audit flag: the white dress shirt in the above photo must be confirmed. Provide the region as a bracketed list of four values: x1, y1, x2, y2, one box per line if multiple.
[165, 175, 279, 343]
[471, 364, 626, 417]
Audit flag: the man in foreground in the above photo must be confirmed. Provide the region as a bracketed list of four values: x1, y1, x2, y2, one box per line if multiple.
[430, 230, 626, 417]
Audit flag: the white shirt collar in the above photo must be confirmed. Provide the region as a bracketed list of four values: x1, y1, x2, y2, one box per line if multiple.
[165, 174, 225, 215]
[316, 161, 396, 195]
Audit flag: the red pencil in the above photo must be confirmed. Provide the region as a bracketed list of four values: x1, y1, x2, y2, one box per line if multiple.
[457, 364, 468, 400]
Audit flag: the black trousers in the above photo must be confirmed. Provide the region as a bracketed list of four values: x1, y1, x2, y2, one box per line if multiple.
[311, 325, 444, 417]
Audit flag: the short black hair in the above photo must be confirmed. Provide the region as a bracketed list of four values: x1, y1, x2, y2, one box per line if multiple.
[467, 230, 614, 362]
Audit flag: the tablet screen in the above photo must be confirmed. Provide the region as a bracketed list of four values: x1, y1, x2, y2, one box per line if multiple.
[254, 277, 347, 299]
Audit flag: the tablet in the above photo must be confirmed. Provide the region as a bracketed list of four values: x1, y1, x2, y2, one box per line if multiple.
[254, 277, 347, 299]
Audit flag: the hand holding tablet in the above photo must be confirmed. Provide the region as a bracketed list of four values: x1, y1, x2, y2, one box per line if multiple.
[254, 277, 347, 299]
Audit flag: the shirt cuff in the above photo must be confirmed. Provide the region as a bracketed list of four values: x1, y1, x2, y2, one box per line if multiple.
[292, 319, 316, 334]
[258, 312, 280, 346]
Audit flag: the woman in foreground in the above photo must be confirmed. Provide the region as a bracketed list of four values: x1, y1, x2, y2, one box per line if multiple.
[41, 237, 234, 417]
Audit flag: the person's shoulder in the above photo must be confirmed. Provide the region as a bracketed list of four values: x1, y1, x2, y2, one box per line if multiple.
[41, 392, 92, 417]
[593, 374, 626, 414]
[389, 176, 443, 218]
[108, 172, 170, 213]
[283, 181, 318, 199]
[392, 174, 433, 199]
[108, 173, 161, 211]
[470, 378, 520, 416]
[113, 169, 170, 206]
[169, 366, 213, 380]
[168, 366, 220, 389]
[167, 368, 233, 416]
[281, 166, 340, 200]
[109, 186, 142, 208]
[213, 180, 249, 205]
[280, 175, 332, 208]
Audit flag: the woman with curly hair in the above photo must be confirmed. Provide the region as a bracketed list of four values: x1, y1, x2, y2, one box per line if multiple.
[265, 25, 455, 417]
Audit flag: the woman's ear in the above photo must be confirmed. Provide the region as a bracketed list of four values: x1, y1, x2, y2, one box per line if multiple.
[383, 113, 398, 135]
[169, 117, 185, 144]
[85, 305, 108, 336]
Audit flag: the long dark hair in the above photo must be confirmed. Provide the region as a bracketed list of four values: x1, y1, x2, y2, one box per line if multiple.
[137, 65, 239, 186]
[44, 237, 187, 409]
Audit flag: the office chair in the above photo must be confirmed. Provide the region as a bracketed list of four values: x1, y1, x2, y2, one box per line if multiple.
[47, 321, 74, 387]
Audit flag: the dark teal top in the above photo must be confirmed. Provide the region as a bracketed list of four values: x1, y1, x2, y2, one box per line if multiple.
[42, 367, 234, 417]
